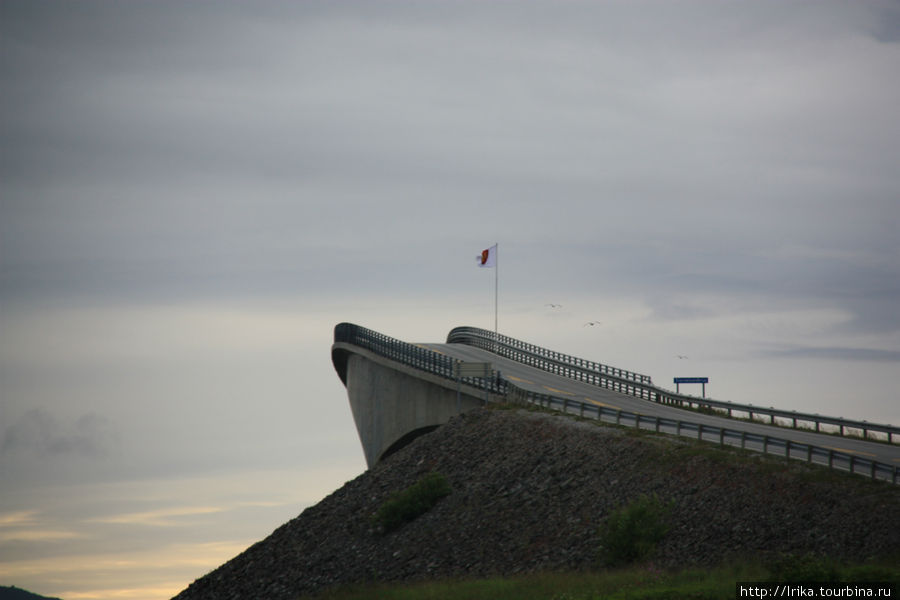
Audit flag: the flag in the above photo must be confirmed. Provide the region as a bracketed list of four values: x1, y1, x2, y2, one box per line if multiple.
[477, 244, 496, 268]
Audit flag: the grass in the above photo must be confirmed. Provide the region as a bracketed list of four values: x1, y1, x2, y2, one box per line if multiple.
[597, 495, 672, 568]
[299, 558, 900, 600]
[371, 472, 451, 534]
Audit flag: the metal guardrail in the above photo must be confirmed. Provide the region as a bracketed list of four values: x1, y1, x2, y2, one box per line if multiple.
[508, 383, 900, 485]
[447, 326, 900, 445]
[651, 391, 900, 443]
[447, 326, 653, 387]
[334, 322, 898, 484]
[333, 323, 506, 396]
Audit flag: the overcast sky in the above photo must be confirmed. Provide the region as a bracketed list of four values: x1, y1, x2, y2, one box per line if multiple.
[2, 1, 899, 598]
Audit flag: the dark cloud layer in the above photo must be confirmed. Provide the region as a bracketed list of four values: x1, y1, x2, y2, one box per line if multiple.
[764, 346, 900, 363]
[1, 0, 898, 488]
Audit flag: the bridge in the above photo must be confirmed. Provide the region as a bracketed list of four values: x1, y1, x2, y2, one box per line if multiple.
[331, 323, 900, 484]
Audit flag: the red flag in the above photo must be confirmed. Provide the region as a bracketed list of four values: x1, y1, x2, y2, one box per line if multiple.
[477, 244, 497, 268]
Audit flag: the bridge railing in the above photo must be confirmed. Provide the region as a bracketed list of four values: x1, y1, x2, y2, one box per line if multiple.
[334, 323, 507, 395]
[447, 326, 653, 397]
[447, 326, 899, 445]
[650, 388, 900, 444]
[507, 383, 899, 485]
[335, 322, 897, 483]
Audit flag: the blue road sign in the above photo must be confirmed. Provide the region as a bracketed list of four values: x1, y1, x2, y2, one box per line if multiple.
[674, 377, 709, 397]
[674, 377, 708, 384]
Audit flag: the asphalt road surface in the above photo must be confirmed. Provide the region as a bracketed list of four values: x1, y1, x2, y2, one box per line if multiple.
[421, 342, 900, 476]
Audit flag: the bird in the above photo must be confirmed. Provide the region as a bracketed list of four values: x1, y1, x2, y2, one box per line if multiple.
[583, 321, 602, 327]
[545, 303, 562, 309]
[676, 355, 689, 359]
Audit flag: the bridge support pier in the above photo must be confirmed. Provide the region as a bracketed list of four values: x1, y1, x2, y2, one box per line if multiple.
[333, 345, 488, 468]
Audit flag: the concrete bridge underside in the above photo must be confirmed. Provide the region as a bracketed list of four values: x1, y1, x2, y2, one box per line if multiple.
[332, 342, 494, 467]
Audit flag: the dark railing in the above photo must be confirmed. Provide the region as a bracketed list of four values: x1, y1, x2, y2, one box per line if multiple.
[334, 322, 898, 484]
[508, 383, 899, 485]
[447, 326, 654, 400]
[447, 326, 900, 445]
[650, 392, 900, 444]
[334, 322, 506, 396]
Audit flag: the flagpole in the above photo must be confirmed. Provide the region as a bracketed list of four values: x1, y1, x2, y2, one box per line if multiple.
[494, 243, 498, 342]
[477, 243, 500, 350]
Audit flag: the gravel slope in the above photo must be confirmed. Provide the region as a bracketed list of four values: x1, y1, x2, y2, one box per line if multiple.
[173, 407, 900, 599]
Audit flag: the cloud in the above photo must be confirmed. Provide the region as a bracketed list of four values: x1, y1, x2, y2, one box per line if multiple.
[0, 540, 248, 599]
[0, 529, 83, 543]
[4, 2, 900, 307]
[0, 509, 83, 544]
[0, 3, 899, 598]
[763, 346, 900, 363]
[90, 506, 227, 528]
[1, 409, 120, 459]
[0, 509, 39, 527]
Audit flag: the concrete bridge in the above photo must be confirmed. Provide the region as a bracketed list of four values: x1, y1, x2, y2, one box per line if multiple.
[331, 325, 501, 467]
[331, 323, 900, 483]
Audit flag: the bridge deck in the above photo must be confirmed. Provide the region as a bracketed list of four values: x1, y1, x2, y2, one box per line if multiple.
[422, 342, 900, 469]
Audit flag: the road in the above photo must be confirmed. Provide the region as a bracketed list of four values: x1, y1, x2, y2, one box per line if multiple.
[421, 342, 900, 473]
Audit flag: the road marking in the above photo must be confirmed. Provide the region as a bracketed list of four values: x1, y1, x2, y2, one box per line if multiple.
[586, 398, 620, 410]
[826, 446, 878, 458]
[417, 344, 445, 355]
[507, 375, 534, 385]
[543, 386, 576, 396]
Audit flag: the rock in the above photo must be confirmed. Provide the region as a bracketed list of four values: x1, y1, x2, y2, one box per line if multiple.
[172, 407, 900, 600]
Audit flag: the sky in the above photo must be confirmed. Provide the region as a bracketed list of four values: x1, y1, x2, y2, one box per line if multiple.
[1, 1, 899, 598]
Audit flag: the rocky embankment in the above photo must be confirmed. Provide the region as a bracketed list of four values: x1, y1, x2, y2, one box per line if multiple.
[173, 406, 900, 599]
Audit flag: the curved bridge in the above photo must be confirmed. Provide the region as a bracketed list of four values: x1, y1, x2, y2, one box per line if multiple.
[332, 323, 900, 483]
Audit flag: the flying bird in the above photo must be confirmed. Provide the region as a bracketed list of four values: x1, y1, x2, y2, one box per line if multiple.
[676, 355, 689, 359]
[545, 303, 562, 309]
[583, 321, 602, 327]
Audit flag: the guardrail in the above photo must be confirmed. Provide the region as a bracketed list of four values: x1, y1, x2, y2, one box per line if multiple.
[447, 326, 653, 391]
[336, 322, 898, 484]
[333, 322, 506, 396]
[507, 383, 899, 485]
[447, 326, 900, 445]
[652, 390, 900, 443]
